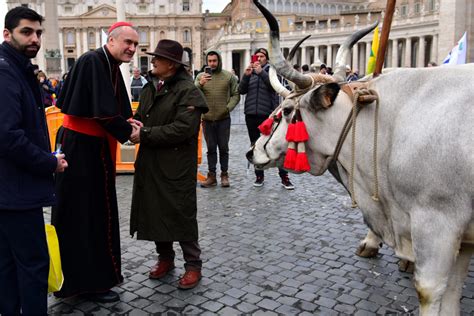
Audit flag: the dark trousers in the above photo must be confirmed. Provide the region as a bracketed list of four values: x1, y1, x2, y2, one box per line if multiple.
[245, 114, 288, 178]
[202, 118, 231, 174]
[155, 241, 202, 271]
[0, 208, 49, 316]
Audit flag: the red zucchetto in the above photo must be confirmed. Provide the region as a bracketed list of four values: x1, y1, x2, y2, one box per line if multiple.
[107, 21, 133, 34]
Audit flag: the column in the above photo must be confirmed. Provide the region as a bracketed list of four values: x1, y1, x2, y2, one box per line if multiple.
[326, 45, 332, 67]
[431, 34, 438, 63]
[75, 28, 82, 58]
[392, 38, 399, 68]
[150, 27, 156, 51]
[82, 28, 88, 54]
[301, 46, 307, 65]
[226, 49, 233, 71]
[244, 49, 251, 68]
[352, 43, 359, 71]
[58, 29, 65, 74]
[417, 36, 426, 67]
[365, 41, 371, 70]
[405, 37, 412, 67]
[313, 45, 319, 63]
[95, 28, 101, 48]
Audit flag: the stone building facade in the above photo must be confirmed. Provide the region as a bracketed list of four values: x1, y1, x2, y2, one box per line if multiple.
[7, 0, 204, 77]
[206, 0, 473, 77]
[6, 0, 472, 78]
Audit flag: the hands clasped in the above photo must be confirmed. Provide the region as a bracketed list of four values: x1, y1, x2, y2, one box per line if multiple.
[128, 119, 143, 144]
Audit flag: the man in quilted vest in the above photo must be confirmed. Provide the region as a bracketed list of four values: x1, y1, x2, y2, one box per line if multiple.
[195, 50, 240, 188]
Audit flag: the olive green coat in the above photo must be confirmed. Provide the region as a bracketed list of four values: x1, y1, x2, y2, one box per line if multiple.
[130, 69, 208, 241]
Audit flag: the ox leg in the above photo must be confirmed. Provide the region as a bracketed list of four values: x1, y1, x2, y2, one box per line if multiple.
[355, 228, 382, 258]
[411, 215, 464, 316]
[439, 246, 472, 315]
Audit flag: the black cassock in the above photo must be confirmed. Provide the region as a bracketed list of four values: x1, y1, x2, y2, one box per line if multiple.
[51, 46, 132, 297]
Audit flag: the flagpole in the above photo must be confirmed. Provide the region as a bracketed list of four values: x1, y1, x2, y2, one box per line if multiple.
[373, 0, 396, 78]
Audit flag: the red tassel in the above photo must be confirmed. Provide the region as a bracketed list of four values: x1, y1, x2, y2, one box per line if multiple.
[294, 152, 311, 171]
[294, 121, 309, 142]
[284, 147, 297, 170]
[258, 117, 274, 135]
[286, 123, 296, 142]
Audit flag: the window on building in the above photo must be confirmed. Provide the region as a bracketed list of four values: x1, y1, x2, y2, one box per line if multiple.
[64, 6, 73, 14]
[140, 56, 149, 74]
[245, 22, 252, 30]
[256, 21, 262, 29]
[67, 58, 76, 70]
[139, 30, 147, 44]
[160, 31, 165, 39]
[21, 4, 28, 8]
[88, 32, 95, 45]
[183, 0, 190, 12]
[66, 31, 75, 45]
[428, 0, 435, 11]
[287, 18, 293, 26]
[159, 5, 165, 12]
[414, 2, 420, 14]
[138, 5, 147, 12]
[87, 6, 93, 11]
[400, 5, 408, 16]
[183, 30, 191, 42]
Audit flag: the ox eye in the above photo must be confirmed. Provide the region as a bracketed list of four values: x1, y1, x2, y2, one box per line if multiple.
[283, 107, 293, 116]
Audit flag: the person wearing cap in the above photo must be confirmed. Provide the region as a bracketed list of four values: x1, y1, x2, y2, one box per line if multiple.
[129, 39, 208, 290]
[51, 21, 140, 302]
[346, 65, 359, 82]
[238, 48, 295, 190]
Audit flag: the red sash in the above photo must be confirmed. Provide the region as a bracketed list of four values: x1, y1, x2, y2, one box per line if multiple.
[62, 114, 117, 165]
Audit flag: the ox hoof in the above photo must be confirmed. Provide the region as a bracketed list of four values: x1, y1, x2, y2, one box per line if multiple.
[398, 259, 415, 273]
[355, 243, 380, 258]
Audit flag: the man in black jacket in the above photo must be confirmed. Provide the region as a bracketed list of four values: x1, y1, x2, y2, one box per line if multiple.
[0, 7, 68, 315]
[239, 48, 294, 189]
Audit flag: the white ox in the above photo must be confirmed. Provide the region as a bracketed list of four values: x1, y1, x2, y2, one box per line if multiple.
[247, 1, 474, 314]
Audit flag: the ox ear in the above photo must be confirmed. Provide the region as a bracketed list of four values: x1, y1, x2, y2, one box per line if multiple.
[309, 83, 341, 111]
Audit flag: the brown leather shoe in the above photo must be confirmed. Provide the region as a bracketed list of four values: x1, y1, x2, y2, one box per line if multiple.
[220, 172, 230, 187]
[149, 260, 175, 279]
[200, 172, 217, 188]
[178, 270, 202, 289]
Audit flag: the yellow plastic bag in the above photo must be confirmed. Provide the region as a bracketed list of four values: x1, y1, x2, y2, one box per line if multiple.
[45, 224, 64, 293]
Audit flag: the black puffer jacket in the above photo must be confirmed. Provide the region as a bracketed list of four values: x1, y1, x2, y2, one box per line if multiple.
[238, 63, 279, 116]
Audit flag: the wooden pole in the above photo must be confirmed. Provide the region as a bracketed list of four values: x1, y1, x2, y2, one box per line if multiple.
[373, 0, 397, 77]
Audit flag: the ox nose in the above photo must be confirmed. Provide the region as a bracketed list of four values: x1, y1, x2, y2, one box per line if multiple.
[246, 147, 254, 162]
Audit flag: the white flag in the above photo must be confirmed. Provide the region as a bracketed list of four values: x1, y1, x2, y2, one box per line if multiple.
[442, 32, 467, 65]
[101, 29, 108, 46]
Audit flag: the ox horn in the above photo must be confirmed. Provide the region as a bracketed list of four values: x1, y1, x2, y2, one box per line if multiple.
[333, 21, 379, 82]
[253, 0, 313, 89]
[268, 34, 312, 98]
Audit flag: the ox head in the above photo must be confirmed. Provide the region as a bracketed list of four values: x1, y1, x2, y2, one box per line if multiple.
[246, 0, 378, 175]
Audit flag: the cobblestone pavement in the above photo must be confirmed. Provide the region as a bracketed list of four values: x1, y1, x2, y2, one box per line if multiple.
[46, 120, 474, 315]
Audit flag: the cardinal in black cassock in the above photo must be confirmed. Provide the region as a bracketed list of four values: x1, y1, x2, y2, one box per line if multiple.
[52, 23, 136, 301]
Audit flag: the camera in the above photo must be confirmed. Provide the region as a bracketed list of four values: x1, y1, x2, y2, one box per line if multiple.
[204, 66, 212, 75]
[251, 55, 259, 63]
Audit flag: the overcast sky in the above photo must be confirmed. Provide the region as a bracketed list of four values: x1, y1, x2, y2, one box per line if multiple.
[202, 0, 230, 13]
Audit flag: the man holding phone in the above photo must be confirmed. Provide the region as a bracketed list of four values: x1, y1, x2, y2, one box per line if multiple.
[195, 50, 240, 188]
[238, 48, 294, 190]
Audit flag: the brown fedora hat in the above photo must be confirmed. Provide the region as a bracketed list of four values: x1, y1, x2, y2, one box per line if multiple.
[146, 39, 187, 66]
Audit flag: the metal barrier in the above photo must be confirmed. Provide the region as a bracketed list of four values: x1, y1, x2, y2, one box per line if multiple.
[46, 103, 205, 178]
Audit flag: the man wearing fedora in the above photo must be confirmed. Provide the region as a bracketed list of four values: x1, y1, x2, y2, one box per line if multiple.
[129, 39, 208, 290]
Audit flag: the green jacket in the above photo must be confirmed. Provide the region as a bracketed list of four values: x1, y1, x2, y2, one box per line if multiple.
[130, 68, 208, 241]
[195, 50, 240, 121]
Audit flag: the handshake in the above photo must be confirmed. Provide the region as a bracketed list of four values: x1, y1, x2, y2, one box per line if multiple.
[128, 118, 143, 144]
